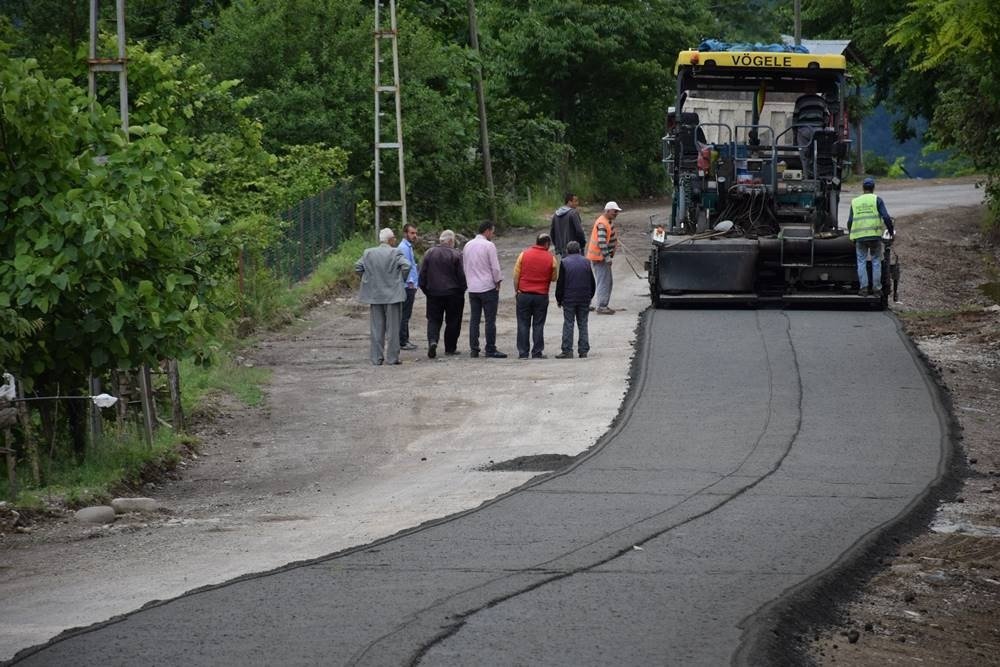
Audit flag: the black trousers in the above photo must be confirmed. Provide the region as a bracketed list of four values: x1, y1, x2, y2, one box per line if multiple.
[515, 292, 548, 358]
[468, 289, 499, 354]
[426, 292, 465, 353]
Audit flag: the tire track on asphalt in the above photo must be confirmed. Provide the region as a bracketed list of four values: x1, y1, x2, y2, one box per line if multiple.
[373, 311, 809, 666]
[733, 311, 960, 665]
[7, 310, 809, 667]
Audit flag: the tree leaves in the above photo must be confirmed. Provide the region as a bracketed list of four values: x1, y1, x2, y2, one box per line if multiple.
[0, 48, 221, 378]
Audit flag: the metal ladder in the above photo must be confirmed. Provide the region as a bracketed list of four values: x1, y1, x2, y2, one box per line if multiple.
[373, 0, 408, 237]
[87, 0, 129, 133]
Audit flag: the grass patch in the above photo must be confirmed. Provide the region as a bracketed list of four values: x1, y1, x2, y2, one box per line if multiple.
[296, 234, 369, 305]
[179, 355, 271, 417]
[1, 427, 190, 509]
[504, 200, 549, 229]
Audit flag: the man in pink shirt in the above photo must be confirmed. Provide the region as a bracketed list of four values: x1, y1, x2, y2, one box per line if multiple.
[462, 221, 508, 358]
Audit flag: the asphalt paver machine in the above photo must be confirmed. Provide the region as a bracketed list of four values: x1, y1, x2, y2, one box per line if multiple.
[651, 46, 895, 308]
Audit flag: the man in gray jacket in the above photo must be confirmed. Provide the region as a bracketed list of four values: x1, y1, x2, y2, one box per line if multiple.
[355, 228, 411, 365]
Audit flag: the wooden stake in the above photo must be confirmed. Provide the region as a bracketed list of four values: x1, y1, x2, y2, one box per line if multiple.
[167, 359, 184, 433]
[3, 428, 16, 500]
[88, 374, 103, 442]
[138, 364, 156, 447]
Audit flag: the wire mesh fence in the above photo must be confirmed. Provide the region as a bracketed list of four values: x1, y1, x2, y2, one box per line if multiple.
[264, 180, 358, 284]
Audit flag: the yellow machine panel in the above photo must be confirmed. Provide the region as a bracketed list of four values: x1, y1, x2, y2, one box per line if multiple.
[675, 50, 847, 74]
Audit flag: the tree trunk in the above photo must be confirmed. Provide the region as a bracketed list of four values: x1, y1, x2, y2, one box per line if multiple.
[167, 359, 184, 432]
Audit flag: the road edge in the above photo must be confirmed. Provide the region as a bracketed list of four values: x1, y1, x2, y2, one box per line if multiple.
[733, 310, 965, 666]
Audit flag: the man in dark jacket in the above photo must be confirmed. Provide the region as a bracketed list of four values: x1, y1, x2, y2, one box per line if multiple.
[554, 241, 596, 359]
[549, 193, 586, 258]
[419, 230, 466, 358]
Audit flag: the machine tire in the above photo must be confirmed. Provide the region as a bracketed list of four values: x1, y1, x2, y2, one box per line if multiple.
[879, 267, 891, 310]
[695, 209, 709, 233]
[649, 250, 662, 308]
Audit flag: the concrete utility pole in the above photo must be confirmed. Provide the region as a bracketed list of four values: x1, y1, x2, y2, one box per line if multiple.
[467, 0, 497, 226]
[373, 0, 408, 239]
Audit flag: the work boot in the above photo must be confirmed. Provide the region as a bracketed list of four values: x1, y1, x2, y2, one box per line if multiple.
[596, 306, 616, 315]
[485, 350, 508, 359]
[555, 351, 573, 359]
[428, 343, 437, 359]
[857, 288, 868, 297]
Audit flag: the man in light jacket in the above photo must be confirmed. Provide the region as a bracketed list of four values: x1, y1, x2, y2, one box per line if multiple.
[355, 228, 411, 366]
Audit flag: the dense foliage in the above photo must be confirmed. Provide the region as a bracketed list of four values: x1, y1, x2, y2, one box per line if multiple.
[1, 0, 996, 471]
[804, 0, 1000, 229]
[0, 50, 218, 382]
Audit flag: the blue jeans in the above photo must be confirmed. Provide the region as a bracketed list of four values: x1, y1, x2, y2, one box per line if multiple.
[855, 239, 883, 290]
[561, 304, 590, 355]
[516, 293, 548, 357]
[399, 287, 416, 345]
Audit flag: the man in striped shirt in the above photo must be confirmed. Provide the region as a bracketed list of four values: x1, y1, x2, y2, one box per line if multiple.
[585, 201, 621, 314]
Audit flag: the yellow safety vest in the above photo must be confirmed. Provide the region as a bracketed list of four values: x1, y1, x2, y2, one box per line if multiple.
[849, 193, 883, 241]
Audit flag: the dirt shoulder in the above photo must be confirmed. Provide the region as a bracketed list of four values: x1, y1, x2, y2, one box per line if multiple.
[808, 205, 1000, 665]
[0, 206, 653, 660]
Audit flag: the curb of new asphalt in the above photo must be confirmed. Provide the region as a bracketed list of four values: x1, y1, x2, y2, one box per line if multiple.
[734, 310, 966, 666]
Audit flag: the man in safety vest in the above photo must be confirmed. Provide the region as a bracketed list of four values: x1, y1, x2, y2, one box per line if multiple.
[586, 201, 621, 314]
[847, 177, 895, 296]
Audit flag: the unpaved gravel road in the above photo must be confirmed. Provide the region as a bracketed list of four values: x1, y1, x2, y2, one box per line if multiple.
[0, 206, 649, 660]
[0, 181, 984, 662]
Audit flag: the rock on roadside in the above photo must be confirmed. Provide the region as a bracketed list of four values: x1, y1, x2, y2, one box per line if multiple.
[110, 498, 160, 514]
[74, 506, 116, 524]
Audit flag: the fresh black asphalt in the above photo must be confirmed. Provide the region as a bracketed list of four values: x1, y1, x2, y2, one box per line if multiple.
[9, 309, 949, 666]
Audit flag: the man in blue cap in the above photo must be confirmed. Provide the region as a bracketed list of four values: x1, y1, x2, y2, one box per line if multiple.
[847, 177, 895, 296]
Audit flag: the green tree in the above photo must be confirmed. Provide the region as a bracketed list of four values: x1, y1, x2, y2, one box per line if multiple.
[887, 0, 1000, 227]
[0, 51, 222, 389]
[480, 0, 710, 197]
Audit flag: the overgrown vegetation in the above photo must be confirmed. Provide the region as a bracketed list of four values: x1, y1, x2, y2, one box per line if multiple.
[804, 0, 1000, 232]
[0, 426, 189, 509]
[1, 0, 992, 505]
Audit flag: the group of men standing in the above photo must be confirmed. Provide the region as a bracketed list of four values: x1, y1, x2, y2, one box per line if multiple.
[354, 196, 623, 365]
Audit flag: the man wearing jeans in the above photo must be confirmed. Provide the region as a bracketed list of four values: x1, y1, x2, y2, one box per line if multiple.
[847, 177, 894, 296]
[397, 223, 419, 350]
[513, 233, 558, 359]
[463, 220, 507, 358]
[554, 241, 596, 359]
[586, 201, 621, 314]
